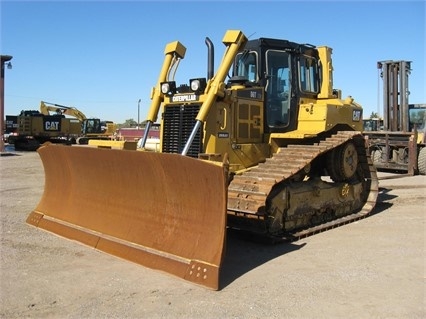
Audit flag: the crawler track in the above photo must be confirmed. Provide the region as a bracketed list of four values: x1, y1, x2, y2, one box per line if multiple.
[227, 131, 379, 240]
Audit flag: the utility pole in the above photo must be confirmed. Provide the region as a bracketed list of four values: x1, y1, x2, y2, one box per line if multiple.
[137, 99, 141, 129]
[1, 55, 13, 154]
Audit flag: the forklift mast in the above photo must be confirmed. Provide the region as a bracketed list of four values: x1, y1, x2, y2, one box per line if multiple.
[377, 60, 411, 132]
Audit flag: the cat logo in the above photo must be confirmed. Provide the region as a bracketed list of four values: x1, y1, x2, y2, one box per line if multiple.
[45, 121, 60, 131]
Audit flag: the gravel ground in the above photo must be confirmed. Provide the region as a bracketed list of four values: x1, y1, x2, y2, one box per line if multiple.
[1, 147, 425, 319]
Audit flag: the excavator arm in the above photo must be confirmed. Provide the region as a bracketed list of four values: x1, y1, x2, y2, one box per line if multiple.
[39, 101, 87, 121]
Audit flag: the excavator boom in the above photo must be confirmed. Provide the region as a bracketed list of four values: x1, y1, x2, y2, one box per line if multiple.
[40, 101, 87, 121]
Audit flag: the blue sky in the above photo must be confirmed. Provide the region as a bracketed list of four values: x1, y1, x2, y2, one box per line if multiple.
[1, 1, 425, 123]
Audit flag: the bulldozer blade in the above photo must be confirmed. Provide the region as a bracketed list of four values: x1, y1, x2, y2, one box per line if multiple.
[27, 143, 228, 290]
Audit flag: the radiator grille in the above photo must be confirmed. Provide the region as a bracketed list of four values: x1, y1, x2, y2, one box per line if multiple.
[162, 104, 203, 158]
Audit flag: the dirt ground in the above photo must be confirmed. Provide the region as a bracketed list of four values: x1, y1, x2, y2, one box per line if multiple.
[0, 147, 425, 319]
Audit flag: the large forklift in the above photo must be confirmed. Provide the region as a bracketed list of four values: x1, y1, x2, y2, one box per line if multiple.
[364, 60, 425, 175]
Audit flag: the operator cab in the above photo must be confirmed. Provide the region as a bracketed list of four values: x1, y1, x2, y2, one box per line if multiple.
[82, 119, 102, 134]
[230, 38, 321, 133]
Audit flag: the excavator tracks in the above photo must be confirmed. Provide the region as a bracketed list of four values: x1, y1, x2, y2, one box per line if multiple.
[227, 131, 379, 240]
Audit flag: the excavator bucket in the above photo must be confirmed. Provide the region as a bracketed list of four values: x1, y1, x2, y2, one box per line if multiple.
[27, 143, 228, 290]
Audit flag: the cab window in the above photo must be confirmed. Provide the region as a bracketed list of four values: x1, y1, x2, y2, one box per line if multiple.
[265, 50, 291, 128]
[299, 55, 319, 94]
[236, 51, 258, 82]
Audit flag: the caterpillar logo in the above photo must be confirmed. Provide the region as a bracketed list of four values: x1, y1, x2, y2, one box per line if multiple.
[44, 120, 61, 131]
[172, 94, 198, 102]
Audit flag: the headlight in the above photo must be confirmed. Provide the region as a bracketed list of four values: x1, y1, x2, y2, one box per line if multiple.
[161, 83, 170, 94]
[160, 81, 176, 95]
[189, 78, 206, 93]
[190, 79, 201, 91]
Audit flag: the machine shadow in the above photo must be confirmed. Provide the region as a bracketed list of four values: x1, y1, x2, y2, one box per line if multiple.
[219, 187, 395, 289]
[219, 230, 306, 289]
[370, 187, 395, 216]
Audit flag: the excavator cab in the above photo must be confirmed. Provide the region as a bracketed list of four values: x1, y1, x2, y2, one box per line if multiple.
[82, 118, 102, 134]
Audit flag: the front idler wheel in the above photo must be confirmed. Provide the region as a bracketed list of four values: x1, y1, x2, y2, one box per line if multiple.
[327, 141, 358, 182]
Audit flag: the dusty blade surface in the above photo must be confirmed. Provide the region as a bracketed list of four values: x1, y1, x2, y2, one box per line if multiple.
[27, 143, 227, 289]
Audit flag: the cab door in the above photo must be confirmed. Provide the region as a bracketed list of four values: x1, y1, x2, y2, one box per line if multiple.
[265, 50, 292, 132]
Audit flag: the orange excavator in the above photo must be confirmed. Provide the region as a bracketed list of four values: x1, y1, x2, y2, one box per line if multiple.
[27, 30, 378, 290]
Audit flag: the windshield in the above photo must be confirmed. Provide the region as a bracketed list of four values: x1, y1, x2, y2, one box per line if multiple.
[235, 51, 258, 82]
[409, 106, 426, 131]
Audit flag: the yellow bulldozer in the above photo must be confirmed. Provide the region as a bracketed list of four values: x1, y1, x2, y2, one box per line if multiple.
[27, 30, 378, 290]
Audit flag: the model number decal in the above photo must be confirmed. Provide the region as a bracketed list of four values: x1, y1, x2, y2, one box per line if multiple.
[218, 132, 229, 138]
[236, 89, 263, 100]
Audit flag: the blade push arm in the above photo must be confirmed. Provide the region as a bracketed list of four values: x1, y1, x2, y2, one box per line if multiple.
[140, 41, 186, 149]
[182, 30, 247, 155]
